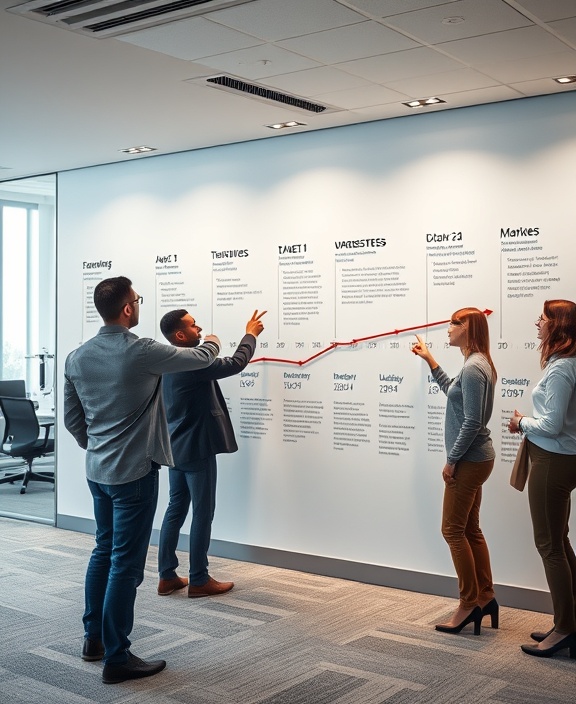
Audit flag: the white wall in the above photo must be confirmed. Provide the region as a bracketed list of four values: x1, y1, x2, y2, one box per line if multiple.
[57, 92, 576, 594]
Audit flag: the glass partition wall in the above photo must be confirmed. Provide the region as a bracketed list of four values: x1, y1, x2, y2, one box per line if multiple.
[0, 175, 56, 524]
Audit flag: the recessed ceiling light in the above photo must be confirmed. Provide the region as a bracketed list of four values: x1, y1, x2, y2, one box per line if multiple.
[403, 97, 446, 109]
[266, 121, 306, 130]
[442, 16, 465, 24]
[119, 146, 157, 155]
[554, 75, 576, 84]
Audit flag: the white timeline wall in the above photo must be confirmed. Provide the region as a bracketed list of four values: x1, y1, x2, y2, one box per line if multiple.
[57, 91, 576, 607]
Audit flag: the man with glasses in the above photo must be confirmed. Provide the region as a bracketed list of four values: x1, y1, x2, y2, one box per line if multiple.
[156, 308, 265, 599]
[64, 276, 221, 684]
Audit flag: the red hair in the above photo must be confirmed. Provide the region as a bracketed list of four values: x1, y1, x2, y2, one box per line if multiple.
[451, 307, 497, 381]
[539, 299, 576, 368]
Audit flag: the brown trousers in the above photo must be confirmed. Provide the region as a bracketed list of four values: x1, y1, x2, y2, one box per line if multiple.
[528, 441, 576, 634]
[441, 459, 495, 609]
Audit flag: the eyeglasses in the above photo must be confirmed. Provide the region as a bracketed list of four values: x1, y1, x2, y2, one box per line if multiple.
[129, 296, 143, 306]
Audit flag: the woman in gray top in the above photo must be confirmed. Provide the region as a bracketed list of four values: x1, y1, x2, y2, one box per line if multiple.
[413, 307, 497, 636]
[508, 300, 576, 660]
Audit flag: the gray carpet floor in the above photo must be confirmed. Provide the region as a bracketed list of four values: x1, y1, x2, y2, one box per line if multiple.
[0, 517, 574, 703]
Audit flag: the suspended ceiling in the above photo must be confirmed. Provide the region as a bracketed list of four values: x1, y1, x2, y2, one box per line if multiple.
[1, 0, 575, 183]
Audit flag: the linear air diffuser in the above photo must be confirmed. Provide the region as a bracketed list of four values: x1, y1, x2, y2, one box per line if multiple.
[7, 0, 256, 38]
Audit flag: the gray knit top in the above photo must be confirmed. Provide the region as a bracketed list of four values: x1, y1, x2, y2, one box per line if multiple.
[431, 352, 495, 465]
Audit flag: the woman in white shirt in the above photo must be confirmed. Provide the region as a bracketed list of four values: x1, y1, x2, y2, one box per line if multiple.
[509, 299, 576, 660]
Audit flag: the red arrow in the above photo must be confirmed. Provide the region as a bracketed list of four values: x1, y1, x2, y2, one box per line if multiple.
[250, 309, 492, 367]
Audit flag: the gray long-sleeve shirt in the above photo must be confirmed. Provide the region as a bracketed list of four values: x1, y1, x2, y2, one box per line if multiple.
[432, 352, 495, 465]
[64, 325, 220, 485]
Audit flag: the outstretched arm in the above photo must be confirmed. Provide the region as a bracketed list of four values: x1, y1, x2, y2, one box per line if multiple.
[191, 310, 267, 382]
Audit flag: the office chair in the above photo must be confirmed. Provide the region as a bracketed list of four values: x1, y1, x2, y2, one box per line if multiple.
[0, 396, 54, 494]
[0, 380, 26, 398]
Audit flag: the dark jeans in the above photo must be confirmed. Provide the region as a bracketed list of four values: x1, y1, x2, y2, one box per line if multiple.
[441, 459, 495, 609]
[158, 456, 217, 586]
[528, 441, 576, 634]
[84, 466, 159, 664]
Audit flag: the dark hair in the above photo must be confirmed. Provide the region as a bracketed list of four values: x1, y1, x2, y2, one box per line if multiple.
[539, 299, 576, 367]
[160, 309, 188, 341]
[451, 307, 497, 381]
[94, 276, 133, 322]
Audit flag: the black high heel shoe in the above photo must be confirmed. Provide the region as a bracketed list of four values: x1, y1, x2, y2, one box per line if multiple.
[480, 598, 499, 629]
[521, 632, 576, 658]
[530, 627, 554, 643]
[435, 606, 482, 636]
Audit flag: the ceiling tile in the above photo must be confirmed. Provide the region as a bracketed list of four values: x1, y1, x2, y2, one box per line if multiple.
[385, 0, 532, 44]
[439, 25, 571, 64]
[194, 44, 320, 79]
[338, 47, 464, 83]
[263, 66, 371, 96]
[352, 99, 445, 120]
[385, 68, 499, 97]
[513, 0, 576, 22]
[312, 84, 409, 109]
[549, 17, 576, 44]
[208, 0, 365, 41]
[277, 20, 419, 63]
[298, 109, 370, 130]
[510, 78, 576, 96]
[347, 0, 461, 17]
[477, 51, 576, 83]
[438, 84, 523, 107]
[118, 16, 262, 60]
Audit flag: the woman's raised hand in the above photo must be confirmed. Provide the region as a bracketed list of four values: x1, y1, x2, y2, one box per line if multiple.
[412, 334, 438, 369]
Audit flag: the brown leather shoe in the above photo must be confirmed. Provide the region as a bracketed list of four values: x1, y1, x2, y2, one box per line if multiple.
[158, 575, 189, 595]
[188, 576, 234, 598]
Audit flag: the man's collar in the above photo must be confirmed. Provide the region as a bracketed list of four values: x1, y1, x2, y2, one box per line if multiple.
[98, 324, 135, 335]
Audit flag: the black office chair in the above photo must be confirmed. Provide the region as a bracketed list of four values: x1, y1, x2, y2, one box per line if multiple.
[0, 380, 26, 398]
[0, 396, 54, 494]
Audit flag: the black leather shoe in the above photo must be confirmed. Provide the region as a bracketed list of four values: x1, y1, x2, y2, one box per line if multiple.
[521, 633, 576, 659]
[435, 606, 482, 636]
[81, 637, 104, 661]
[102, 651, 166, 684]
[530, 627, 554, 642]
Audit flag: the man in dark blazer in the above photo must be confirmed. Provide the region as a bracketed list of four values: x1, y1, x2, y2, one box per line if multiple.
[157, 308, 265, 597]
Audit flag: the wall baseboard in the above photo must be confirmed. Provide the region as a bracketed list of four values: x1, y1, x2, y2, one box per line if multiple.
[58, 513, 552, 614]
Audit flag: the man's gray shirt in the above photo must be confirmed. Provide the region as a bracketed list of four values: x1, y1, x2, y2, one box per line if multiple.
[64, 325, 220, 485]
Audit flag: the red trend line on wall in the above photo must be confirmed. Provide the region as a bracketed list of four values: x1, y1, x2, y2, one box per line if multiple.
[250, 309, 493, 367]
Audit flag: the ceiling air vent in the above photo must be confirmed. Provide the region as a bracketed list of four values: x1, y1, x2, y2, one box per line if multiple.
[7, 0, 257, 38]
[206, 76, 329, 114]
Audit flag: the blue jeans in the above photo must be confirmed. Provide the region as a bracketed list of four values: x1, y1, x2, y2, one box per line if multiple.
[158, 456, 217, 586]
[84, 466, 159, 664]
